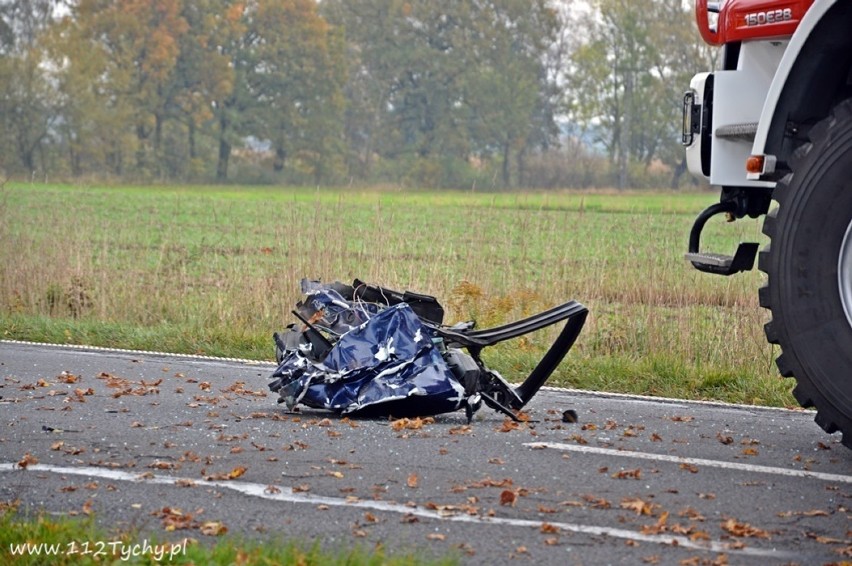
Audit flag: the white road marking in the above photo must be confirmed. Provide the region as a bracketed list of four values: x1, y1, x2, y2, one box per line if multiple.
[540, 385, 815, 414]
[525, 442, 852, 483]
[0, 339, 274, 365]
[1, 463, 792, 558]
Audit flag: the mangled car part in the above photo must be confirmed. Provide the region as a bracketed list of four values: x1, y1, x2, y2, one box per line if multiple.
[268, 279, 588, 421]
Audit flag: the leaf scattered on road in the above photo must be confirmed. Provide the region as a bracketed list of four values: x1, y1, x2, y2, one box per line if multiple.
[721, 518, 771, 539]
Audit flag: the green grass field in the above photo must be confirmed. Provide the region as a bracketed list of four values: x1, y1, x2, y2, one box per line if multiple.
[0, 182, 795, 407]
[0, 508, 456, 566]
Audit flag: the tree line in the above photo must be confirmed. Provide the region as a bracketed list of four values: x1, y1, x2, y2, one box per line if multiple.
[0, 0, 714, 189]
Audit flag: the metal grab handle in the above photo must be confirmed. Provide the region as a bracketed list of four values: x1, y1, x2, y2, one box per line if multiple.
[695, 0, 722, 45]
[688, 201, 736, 254]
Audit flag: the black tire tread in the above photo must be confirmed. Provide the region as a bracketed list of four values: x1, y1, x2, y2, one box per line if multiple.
[759, 101, 852, 449]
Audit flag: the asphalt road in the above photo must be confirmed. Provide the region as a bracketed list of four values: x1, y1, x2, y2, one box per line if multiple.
[1, 341, 850, 565]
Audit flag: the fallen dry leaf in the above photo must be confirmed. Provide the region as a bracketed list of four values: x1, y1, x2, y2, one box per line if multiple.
[448, 425, 472, 435]
[805, 531, 846, 544]
[227, 466, 247, 479]
[156, 507, 194, 531]
[460, 477, 513, 490]
[678, 507, 705, 521]
[16, 453, 38, 469]
[612, 468, 642, 480]
[500, 490, 517, 506]
[721, 518, 771, 539]
[57, 371, 80, 384]
[203, 466, 247, 481]
[426, 533, 446, 541]
[621, 497, 657, 516]
[581, 494, 612, 509]
[514, 411, 531, 422]
[222, 381, 266, 398]
[716, 433, 734, 445]
[199, 521, 227, 536]
[641, 512, 669, 535]
[777, 509, 829, 518]
[407, 473, 419, 488]
[392, 417, 434, 431]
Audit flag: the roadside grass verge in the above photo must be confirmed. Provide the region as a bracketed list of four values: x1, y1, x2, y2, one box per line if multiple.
[0, 182, 796, 408]
[0, 509, 457, 566]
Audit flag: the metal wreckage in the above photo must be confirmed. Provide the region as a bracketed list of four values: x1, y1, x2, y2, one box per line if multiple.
[268, 279, 588, 422]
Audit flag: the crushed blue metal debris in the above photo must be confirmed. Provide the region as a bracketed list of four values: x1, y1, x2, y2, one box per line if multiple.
[269, 279, 587, 422]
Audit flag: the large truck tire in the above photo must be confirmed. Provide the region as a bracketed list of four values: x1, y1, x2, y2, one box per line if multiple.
[759, 98, 852, 449]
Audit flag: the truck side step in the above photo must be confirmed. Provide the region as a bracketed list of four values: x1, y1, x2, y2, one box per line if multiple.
[685, 243, 759, 275]
[686, 202, 759, 276]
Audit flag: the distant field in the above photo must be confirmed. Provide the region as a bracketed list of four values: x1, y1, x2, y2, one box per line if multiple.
[0, 183, 795, 407]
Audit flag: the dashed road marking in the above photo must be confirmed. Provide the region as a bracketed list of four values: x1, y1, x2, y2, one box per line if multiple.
[525, 442, 852, 483]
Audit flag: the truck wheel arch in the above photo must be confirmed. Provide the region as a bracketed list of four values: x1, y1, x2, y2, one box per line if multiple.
[754, 0, 852, 167]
